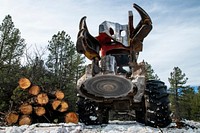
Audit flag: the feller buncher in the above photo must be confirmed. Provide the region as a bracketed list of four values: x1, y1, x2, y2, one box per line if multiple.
[76, 3, 171, 128]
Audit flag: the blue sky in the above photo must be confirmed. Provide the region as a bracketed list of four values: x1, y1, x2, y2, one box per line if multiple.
[1, 0, 200, 87]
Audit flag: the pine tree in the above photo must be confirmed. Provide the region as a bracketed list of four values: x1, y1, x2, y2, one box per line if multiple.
[144, 62, 160, 80]
[168, 67, 188, 120]
[179, 86, 195, 120]
[0, 15, 25, 67]
[0, 15, 26, 111]
[191, 88, 200, 121]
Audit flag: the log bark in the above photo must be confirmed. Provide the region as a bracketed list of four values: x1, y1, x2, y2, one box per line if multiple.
[65, 112, 78, 124]
[5, 112, 19, 125]
[36, 93, 49, 105]
[18, 78, 31, 90]
[19, 103, 33, 115]
[29, 85, 40, 95]
[19, 115, 31, 126]
[34, 106, 46, 116]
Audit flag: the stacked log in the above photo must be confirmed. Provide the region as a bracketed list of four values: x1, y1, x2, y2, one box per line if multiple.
[29, 85, 40, 95]
[52, 100, 69, 112]
[65, 112, 79, 124]
[5, 77, 78, 126]
[34, 106, 46, 116]
[55, 90, 65, 100]
[36, 93, 49, 105]
[19, 115, 31, 126]
[18, 78, 31, 90]
[5, 112, 19, 125]
[19, 103, 33, 115]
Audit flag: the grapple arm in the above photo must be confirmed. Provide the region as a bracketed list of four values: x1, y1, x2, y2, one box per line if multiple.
[76, 17, 101, 60]
[129, 3, 152, 52]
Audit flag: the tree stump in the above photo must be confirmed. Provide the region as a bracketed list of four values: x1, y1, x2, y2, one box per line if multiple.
[18, 78, 31, 90]
[65, 112, 78, 124]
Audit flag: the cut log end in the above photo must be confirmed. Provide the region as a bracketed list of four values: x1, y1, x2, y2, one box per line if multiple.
[52, 100, 68, 112]
[29, 85, 40, 95]
[18, 78, 31, 90]
[19, 103, 33, 115]
[59, 101, 68, 112]
[37, 93, 49, 105]
[65, 112, 78, 124]
[19, 115, 32, 126]
[5, 112, 19, 125]
[34, 106, 46, 116]
[52, 100, 61, 110]
[55, 90, 65, 100]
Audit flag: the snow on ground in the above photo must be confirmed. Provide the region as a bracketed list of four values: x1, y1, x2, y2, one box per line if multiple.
[0, 120, 200, 133]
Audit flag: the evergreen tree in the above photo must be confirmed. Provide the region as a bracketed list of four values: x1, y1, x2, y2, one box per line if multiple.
[191, 88, 200, 121]
[0, 15, 26, 111]
[144, 62, 160, 80]
[0, 15, 25, 67]
[168, 67, 188, 120]
[179, 86, 195, 120]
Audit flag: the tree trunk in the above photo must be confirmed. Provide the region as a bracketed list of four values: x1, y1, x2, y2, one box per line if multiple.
[18, 115, 32, 126]
[5, 112, 19, 125]
[18, 78, 31, 90]
[29, 85, 40, 95]
[65, 112, 78, 124]
[19, 103, 33, 115]
[175, 87, 181, 119]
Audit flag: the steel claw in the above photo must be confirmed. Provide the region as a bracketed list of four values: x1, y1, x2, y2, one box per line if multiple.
[76, 17, 100, 60]
[133, 3, 152, 25]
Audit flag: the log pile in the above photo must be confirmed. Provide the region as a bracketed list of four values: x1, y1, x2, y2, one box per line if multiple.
[5, 78, 78, 126]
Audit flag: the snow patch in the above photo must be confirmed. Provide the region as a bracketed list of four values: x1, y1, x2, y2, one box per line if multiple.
[0, 120, 200, 133]
[89, 116, 97, 121]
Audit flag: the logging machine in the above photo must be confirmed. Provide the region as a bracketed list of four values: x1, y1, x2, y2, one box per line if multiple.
[75, 3, 171, 128]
